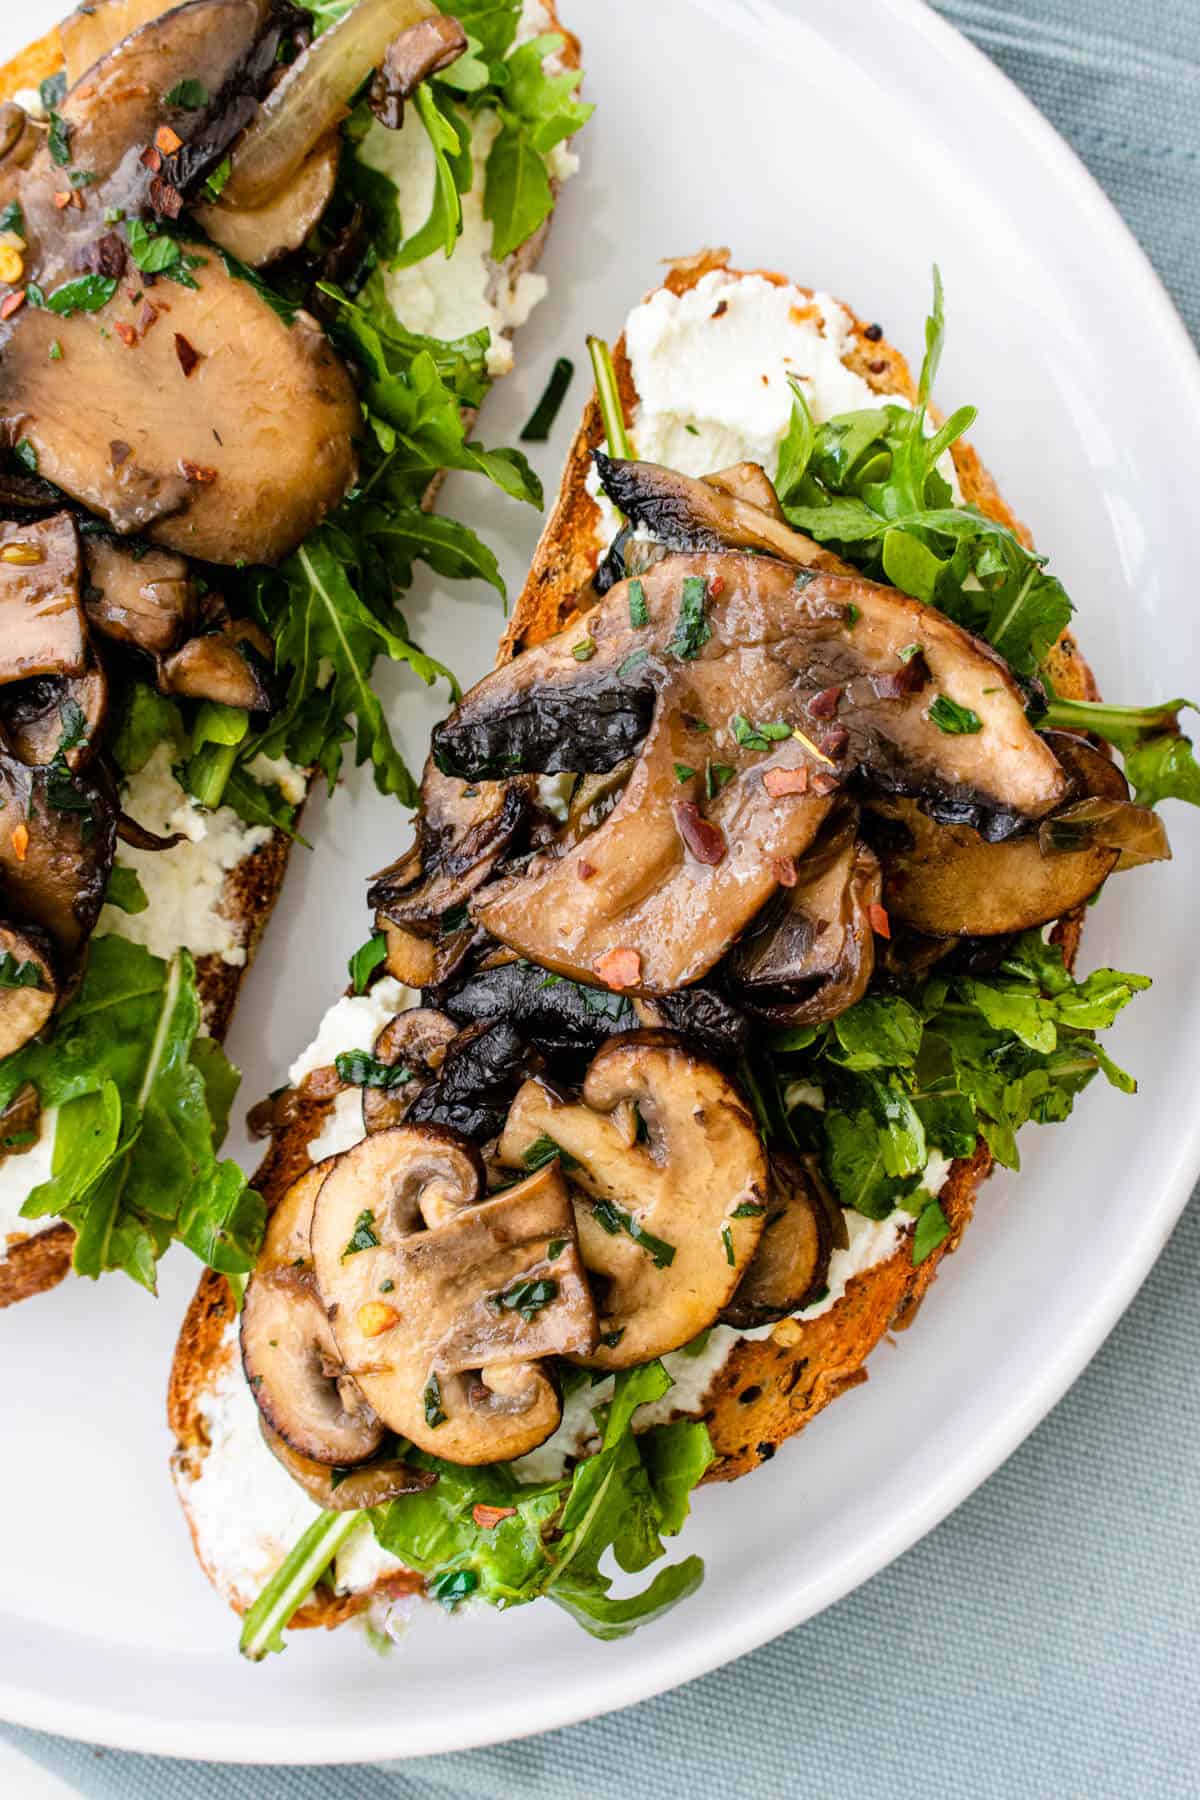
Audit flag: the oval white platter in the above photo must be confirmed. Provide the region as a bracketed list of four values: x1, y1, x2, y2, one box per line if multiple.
[1, 0, 1198, 1765]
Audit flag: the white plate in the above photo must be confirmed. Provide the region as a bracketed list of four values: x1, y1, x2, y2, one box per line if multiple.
[2, 0, 1198, 1766]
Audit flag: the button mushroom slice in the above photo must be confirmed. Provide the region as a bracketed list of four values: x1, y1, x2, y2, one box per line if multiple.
[158, 621, 272, 712]
[242, 1164, 387, 1466]
[82, 536, 195, 657]
[498, 1034, 770, 1370]
[720, 1153, 837, 1330]
[0, 752, 117, 956]
[437, 552, 1067, 991]
[725, 806, 882, 1027]
[258, 1417, 438, 1511]
[310, 1129, 596, 1464]
[872, 730, 1167, 937]
[192, 135, 340, 267]
[0, 925, 57, 1058]
[594, 452, 853, 573]
[0, 662, 109, 771]
[0, 515, 88, 687]
[361, 1007, 457, 1136]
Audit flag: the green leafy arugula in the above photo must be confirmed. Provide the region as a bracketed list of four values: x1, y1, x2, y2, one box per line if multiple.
[1, 938, 264, 1290]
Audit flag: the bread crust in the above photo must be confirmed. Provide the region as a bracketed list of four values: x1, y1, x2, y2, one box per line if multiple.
[172, 246, 1097, 1626]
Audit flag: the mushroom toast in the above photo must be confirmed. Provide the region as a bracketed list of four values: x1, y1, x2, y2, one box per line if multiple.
[171, 251, 1195, 1657]
[0, 1, 590, 1302]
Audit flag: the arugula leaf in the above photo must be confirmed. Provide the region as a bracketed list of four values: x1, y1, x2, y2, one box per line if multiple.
[394, 86, 470, 268]
[334, 1050, 412, 1090]
[1039, 696, 1200, 810]
[348, 931, 387, 995]
[104, 866, 149, 915]
[42, 275, 117, 317]
[4, 939, 263, 1288]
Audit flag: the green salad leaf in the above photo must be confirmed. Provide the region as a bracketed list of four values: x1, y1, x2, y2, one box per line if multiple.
[3, 939, 263, 1290]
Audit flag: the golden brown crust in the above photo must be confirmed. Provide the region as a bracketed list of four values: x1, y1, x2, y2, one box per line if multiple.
[0, 27, 61, 104]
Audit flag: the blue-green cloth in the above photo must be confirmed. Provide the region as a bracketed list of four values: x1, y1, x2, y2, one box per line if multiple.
[7, 2, 1200, 1793]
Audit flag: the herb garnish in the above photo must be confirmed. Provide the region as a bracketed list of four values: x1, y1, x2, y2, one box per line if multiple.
[928, 694, 983, 735]
[721, 1225, 735, 1266]
[492, 1277, 559, 1320]
[628, 579, 648, 627]
[334, 1051, 412, 1090]
[164, 78, 209, 108]
[342, 1209, 380, 1257]
[522, 1133, 578, 1173]
[423, 1373, 447, 1429]
[348, 931, 387, 994]
[667, 576, 711, 661]
[0, 953, 44, 990]
[520, 356, 574, 441]
[592, 1199, 676, 1268]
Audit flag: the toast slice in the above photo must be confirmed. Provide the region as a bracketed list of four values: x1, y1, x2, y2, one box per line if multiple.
[169, 249, 1097, 1632]
[0, 2, 583, 1305]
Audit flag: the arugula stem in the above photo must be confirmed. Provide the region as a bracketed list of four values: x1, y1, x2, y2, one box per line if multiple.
[587, 336, 633, 461]
[1040, 696, 1185, 738]
[186, 741, 238, 810]
[239, 1511, 361, 1661]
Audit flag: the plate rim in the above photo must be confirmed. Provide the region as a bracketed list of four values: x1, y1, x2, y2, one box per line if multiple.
[3, 0, 1200, 1764]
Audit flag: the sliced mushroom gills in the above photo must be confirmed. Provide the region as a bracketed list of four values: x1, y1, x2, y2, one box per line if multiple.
[308, 1129, 596, 1464]
[360, 1007, 457, 1136]
[720, 1154, 838, 1331]
[498, 1034, 768, 1370]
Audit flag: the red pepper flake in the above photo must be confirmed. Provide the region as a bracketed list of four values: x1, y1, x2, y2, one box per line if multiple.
[807, 684, 843, 719]
[154, 124, 183, 156]
[11, 822, 29, 863]
[53, 191, 72, 210]
[109, 439, 132, 467]
[763, 766, 809, 798]
[139, 301, 159, 332]
[709, 575, 725, 598]
[673, 800, 727, 865]
[593, 946, 642, 990]
[771, 856, 798, 887]
[821, 723, 850, 759]
[576, 859, 597, 881]
[75, 82, 96, 101]
[711, 299, 728, 319]
[139, 144, 162, 174]
[180, 459, 218, 484]
[113, 321, 138, 349]
[174, 332, 201, 377]
[872, 654, 930, 699]
[0, 291, 25, 321]
[150, 177, 183, 219]
[868, 902, 892, 940]
[472, 1503, 517, 1530]
[811, 770, 841, 796]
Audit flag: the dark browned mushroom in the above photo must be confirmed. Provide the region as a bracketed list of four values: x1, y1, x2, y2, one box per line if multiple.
[0, 752, 117, 956]
[720, 1154, 836, 1329]
[82, 536, 195, 657]
[0, 663, 108, 770]
[360, 1007, 457, 1135]
[368, 14, 468, 129]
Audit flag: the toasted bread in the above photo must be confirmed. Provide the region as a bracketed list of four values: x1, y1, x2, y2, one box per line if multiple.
[169, 248, 1097, 1632]
[0, 2, 581, 1305]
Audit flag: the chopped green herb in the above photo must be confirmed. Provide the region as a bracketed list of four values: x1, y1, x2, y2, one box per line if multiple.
[47, 110, 72, 167]
[0, 200, 24, 235]
[586, 336, 633, 460]
[334, 1050, 412, 1090]
[721, 1225, 735, 1266]
[125, 220, 184, 276]
[520, 356, 574, 441]
[341, 1209, 380, 1257]
[928, 694, 983, 735]
[731, 714, 770, 752]
[547, 1238, 567, 1260]
[164, 78, 210, 108]
[898, 642, 924, 663]
[347, 931, 387, 994]
[592, 1199, 676, 1268]
[429, 1567, 478, 1609]
[39, 72, 66, 113]
[0, 952, 45, 991]
[104, 867, 149, 916]
[380, 1278, 395, 1294]
[705, 760, 735, 800]
[204, 155, 233, 202]
[492, 1277, 559, 1320]
[684, 422, 700, 436]
[731, 1201, 766, 1218]
[48, 340, 62, 362]
[628, 579, 648, 627]
[845, 603, 861, 626]
[667, 576, 711, 661]
[68, 169, 96, 189]
[440, 902, 470, 934]
[673, 763, 696, 783]
[13, 440, 38, 474]
[572, 636, 596, 661]
[423, 1373, 447, 1429]
[42, 275, 117, 317]
[617, 648, 649, 678]
[522, 1132, 578, 1173]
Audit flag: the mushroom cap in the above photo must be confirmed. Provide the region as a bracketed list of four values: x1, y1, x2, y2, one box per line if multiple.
[360, 1006, 457, 1136]
[82, 536, 195, 658]
[440, 549, 1065, 993]
[721, 1153, 834, 1330]
[258, 1417, 437, 1512]
[241, 1165, 386, 1467]
[0, 753, 117, 956]
[192, 136, 340, 269]
[498, 1034, 769, 1369]
[310, 1130, 596, 1464]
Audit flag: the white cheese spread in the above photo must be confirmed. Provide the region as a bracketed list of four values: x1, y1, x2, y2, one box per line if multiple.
[287, 977, 419, 1085]
[98, 744, 274, 966]
[244, 751, 310, 807]
[0, 1106, 58, 1261]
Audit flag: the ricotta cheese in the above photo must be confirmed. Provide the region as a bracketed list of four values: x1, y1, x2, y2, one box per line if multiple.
[244, 751, 310, 807]
[98, 744, 274, 966]
[0, 1106, 58, 1261]
[287, 978, 418, 1085]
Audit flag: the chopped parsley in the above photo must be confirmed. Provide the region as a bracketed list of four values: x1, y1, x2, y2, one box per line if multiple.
[731, 1201, 767, 1218]
[13, 440, 38, 475]
[571, 636, 596, 661]
[928, 694, 983, 735]
[898, 642, 924, 663]
[673, 763, 696, 783]
[721, 1225, 735, 1266]
[164, 78, 210, 109]
[341, 1209, 380, 1257]
[47, 110, 72, 167]
[547, 1238, 566, 1260]
[731, 715, 793, 752]
[628, 579, 648, 627]
[667, 576, 711, 660]
[521, 1133, 578, 1173]
[705, 760, 736, 800]
[591, 1199, 676, 1269]
[0, 953, 45, 991]
[334, 1050, 413, 1090]
[492, 1277, 559, 1320]
[423, 1373, 447, 1429]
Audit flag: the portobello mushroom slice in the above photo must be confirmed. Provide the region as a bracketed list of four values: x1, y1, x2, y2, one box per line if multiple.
[258, 1418, 436, 1511]
[0, 515, 87, 687]
[439, 958, 639, 1061]
[360, 1006, 457, 1135]
[873, 731, 1169, 936]
[440, 552, 1066, 992]
[241, 1165, 386, 1466]
[725, 805, 882, 1026]
[310, 1130, 596, 1464]
[192, 136, 339, 267]
[159, 620, 272, 712]
[0, 753, 117, 955]
[720, 1153, 836, 1330]
[82, 536, 195, 657]
[0, 925, 57, 1058]
[498, 1034, 769, 1370]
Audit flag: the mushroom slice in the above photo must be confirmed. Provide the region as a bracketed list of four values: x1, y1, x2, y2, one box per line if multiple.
[242, 1165, 386, 1467]
[82, 536, 195, 657]
[593, 452, 851, 573]
[0, 515, 87, 687]
[0, 753, 117, 955]
[159, 622, 272, 712]
[498, 1034, 769, 1369]
[369, 15, 469, 130]
[0, 926, 57, 1058]
[1, 664, 108, 770]
[725, 807, 882, 1026]
[193, 136, 340, 267]
[361, 1007, 457, 1135]
[720, 1154, 834, 1330]
[443, 551, 1064, 992]
[61, 0, 219, 87]
[441, 959, 639, 1060]
[310, 1130, 596, 1464]
[406, 1019, 540, 1145]
[258, 1419, 437, 1512]
[874, 731, 1165, 937]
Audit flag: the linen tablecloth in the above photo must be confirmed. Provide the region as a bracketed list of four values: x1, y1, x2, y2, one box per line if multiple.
[5, 1, 1199, 1792]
